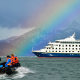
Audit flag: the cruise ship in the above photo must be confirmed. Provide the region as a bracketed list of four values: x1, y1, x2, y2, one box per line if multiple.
[32, 33, 80, 58]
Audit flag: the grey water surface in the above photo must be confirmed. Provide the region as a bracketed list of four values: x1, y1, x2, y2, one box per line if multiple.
[0, 57, 80, 80]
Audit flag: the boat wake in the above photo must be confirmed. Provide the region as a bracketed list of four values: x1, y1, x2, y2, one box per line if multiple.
[0, 66, 34, 80]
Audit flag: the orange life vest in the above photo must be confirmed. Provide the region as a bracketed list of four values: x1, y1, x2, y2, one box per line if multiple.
[11, 56, 15, 65]
[14, 56, 19, 64]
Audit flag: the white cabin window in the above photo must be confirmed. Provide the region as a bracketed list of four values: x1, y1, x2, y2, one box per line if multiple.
[76, 45, 77, 47]
[72, 48, 74, 50]
[72, 45, 74, 47]
[62, 48, 64, 50]
[59, 45, 61, 47]
[62, 45, 64, 47]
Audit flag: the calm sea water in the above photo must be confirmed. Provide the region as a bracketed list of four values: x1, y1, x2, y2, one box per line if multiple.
[0, 57, 80, 80]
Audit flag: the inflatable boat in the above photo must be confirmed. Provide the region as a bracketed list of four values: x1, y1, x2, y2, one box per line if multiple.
[0, 62, 20, 75]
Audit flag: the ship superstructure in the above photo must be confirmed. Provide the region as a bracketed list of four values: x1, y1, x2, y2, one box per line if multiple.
[32, 33, 80, 58]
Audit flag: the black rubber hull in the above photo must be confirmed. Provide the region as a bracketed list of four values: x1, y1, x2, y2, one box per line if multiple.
[0, 62, 20, 75]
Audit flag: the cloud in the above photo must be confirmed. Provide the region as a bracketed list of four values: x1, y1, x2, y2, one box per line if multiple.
[0, 27, 36, 40]
[0, 0, 46, 29]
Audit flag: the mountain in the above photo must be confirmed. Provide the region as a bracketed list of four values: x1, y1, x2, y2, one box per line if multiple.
[0, 21, 80, 56]
[0, 36, 18, 43]
[0, 42, 18, 56]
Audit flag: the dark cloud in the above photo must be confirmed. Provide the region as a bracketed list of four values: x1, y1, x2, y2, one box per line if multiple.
[0, 0, 46, 28]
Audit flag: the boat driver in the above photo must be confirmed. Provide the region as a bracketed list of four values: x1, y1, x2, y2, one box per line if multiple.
[5, 55, 12, 67]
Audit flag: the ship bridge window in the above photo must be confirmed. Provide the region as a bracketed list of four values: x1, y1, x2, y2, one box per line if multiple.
[56, 41, 60, 43]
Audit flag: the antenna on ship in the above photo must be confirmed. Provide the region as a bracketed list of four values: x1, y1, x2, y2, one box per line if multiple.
[70, 32, 75, 38]
[72, 32, 75, 38]
[32, 47, 33, 51]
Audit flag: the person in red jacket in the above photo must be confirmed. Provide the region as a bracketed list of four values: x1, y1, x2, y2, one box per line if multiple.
[11, 54, 15, 66]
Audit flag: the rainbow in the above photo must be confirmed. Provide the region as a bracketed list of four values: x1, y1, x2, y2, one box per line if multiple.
[10, 0, 80, 56]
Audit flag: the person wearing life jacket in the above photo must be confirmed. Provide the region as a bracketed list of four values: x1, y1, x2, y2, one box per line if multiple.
[14, 55, 19, 65]
[11, 54, 15, 66]
[5, 55, 12, 67]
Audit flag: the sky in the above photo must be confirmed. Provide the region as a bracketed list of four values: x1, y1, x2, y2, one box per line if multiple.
[0, 0, 46, 40]
[0, 0, 80, 40]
